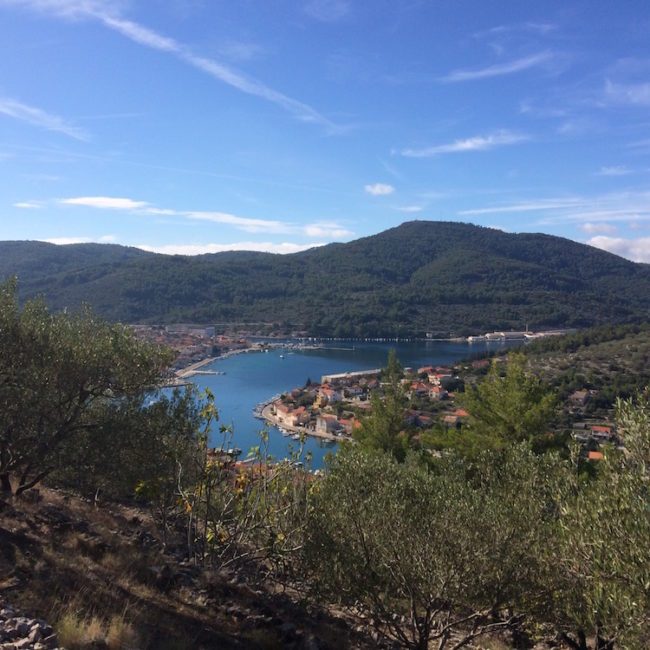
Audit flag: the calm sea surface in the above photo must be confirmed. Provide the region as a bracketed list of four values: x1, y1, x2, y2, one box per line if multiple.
[189, 340, 519, 469]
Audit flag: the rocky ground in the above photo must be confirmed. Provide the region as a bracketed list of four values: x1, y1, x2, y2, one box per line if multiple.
[0, 488, 371, 649]
[0, 603, 61, 650]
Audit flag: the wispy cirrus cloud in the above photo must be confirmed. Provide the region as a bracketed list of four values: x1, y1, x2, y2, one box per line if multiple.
[460, 199, 582, 216]
[1, 0, 337, 130]
[364, 183, 395, 196]
[440, 51, 554, 83]
[58, 195, 354, 239]
[13, 200, 42, 209]
[401, 130, 528, 158]
[597, 165, 633, 176]
[0, 97, 89, 140]
[460, 198, 583, 216]
[460, 191, 650, 226]
[183, 210, 290, 234]
[473, 22, 557, 38]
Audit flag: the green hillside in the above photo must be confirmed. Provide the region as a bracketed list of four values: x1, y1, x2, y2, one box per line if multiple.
[2, 221, 649, 336]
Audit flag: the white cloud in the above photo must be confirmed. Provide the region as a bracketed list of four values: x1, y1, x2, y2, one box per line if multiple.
[580, 222, 617, 234]
[0, 97, 88, 140]
[13, 201, 41, 209]
[40, 234, 116, 245]
[587, 236, 650, 263]
[395, 205, 423, 213]
[364, 183, 395, 196]
[3, 0, 336, 130]
[141, 207, 177, 216]
[136, 241, 326, 256]
[597, 166, 632, 176]
[42, 237, 91, 245]
[401, 131, 528, 158]
[61, 196, 149, 209]
[302, 222, 353, 238]
[440, 52, 554, 83]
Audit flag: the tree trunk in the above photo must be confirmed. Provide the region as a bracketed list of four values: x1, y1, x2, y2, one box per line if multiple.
[0, 473, 12, 495]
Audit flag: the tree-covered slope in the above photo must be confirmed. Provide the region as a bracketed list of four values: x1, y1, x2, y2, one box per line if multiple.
[1, 221, 649, 335]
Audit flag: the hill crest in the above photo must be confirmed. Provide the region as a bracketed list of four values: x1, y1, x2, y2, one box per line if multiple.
[1, 221, 648, 336]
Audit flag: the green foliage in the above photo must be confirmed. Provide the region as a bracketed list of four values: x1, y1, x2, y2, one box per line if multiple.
[384, 348, 403, 382]
[2, 221, 649, 336]
[306, 395, 650, 648]
[303, 445, 561, 649]
[421, 425, 507, 457]
[55, 386, 206, 505]
[460, 353, 556, 445]
[522, 324, 650, 410]
[354, 353, 411, 461]
[180, 428, 313, 575]
[534, 397, 650, 649]
[0, 279, 174, 495]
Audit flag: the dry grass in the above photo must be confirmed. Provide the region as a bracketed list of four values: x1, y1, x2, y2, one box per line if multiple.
[56, 607, 140, 649]
[0, 485, 373, 649]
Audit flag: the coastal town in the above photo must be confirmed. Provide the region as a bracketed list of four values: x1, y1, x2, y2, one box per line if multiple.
[259, 364, 470, 443]
[129, 323, 621, 461]
[259, 359, 620, 459]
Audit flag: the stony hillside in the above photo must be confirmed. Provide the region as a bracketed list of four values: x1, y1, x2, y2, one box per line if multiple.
[0, 487, 370, 649]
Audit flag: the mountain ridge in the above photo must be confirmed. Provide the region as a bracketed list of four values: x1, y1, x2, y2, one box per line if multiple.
[2, 221, 649, 336]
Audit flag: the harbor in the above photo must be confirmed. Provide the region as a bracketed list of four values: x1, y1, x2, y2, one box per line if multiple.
[182, 338, 524, 468]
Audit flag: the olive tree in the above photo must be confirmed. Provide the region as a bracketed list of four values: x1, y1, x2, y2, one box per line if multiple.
[0, 280, 173, 496]
[303, 445, 559, 649]
[535, 397, 650, 649]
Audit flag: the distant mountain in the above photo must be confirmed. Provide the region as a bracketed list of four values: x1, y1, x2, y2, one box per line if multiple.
[2, 222, 649, 336]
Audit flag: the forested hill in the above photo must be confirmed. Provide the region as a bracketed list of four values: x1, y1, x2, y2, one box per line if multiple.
[2, 221, 650, 336]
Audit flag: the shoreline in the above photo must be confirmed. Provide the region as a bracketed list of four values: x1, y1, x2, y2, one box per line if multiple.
[171, 341, 330, 381]
[173, 346, 263, 380]
[260, 403, 349, 443]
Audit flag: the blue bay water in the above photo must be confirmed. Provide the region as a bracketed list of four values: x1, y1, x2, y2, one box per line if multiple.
[189, 340, 518, 469]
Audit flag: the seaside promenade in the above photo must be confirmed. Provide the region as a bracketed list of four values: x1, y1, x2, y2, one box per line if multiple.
[260, 403, 346, 443]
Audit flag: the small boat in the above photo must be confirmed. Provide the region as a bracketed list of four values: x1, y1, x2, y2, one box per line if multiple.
[291, 433, 301, 441]
[279, 354, 284, 359]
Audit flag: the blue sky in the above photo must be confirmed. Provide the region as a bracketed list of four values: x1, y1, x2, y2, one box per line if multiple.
[1, 0, 650, 260]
